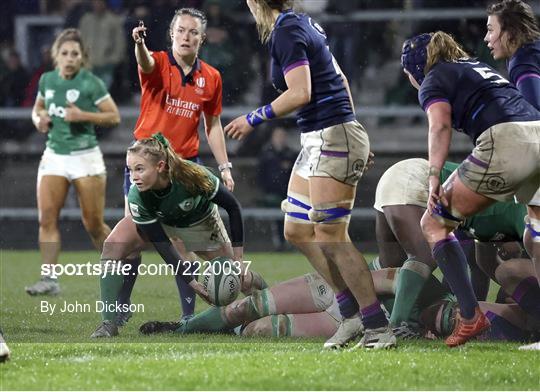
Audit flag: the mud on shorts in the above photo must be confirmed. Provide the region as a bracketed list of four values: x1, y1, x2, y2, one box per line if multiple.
[458, 121, 540, 205]
[161, 205, 230, 252]
[293, 120, 370, 186]
[374, 158, 430, 212]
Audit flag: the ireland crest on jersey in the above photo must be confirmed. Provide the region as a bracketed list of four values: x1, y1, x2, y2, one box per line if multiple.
[66, 89, 80, 103]
[179, 198, 194, 212]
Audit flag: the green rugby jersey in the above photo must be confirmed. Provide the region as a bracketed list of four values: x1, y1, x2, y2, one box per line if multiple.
[38, 68, 109, 154]
[440, 162, 527, 241]
[128, 165, 220, 228]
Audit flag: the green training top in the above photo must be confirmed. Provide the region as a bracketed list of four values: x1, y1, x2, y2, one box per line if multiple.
[440, 162, 527, 242]
[128, 164, 220, 228]
[38, 68, 109, 154]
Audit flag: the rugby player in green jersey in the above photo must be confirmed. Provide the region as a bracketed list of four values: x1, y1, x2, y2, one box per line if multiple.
[91, 134, 264, 338]
[26, 29, 120, 296]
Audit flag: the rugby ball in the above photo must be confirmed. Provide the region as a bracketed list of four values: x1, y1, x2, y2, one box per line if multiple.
[202, 256, 241, 306]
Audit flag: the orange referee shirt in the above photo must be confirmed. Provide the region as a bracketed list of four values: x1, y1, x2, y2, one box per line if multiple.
[134, 51, 222, 158]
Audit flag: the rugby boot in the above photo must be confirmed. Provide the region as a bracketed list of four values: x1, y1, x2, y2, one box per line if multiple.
[518, 341, 540, 351]
[323, 316, 364, 350]
[25, 277, 61, 296]
[352, 325, 397, 350]
[90, 320, 119, 338]
[0, 331, 10, 363]
[445, 307, 490, 347]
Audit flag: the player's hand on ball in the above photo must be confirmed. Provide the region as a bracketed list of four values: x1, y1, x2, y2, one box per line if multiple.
[36, 110, 51, 133]
[64, 103, 84, 122]
[189, 279, 211, 304]
[224, 116, 254, 140]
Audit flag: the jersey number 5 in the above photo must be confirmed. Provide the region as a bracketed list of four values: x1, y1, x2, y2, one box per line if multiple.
[473, 67, 509, 85]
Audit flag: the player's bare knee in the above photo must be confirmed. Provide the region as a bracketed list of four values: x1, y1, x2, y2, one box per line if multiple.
[82, 216, 106, 238]
[284, 225, 311, 245]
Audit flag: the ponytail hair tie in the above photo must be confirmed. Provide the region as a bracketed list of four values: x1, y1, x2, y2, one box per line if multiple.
[151, 132, 170, 148]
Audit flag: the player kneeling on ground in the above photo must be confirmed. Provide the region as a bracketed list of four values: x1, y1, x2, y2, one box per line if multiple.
[91, 134, 266, 338]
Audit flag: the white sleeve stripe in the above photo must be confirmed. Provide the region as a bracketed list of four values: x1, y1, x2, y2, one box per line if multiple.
[209, 180, 219, 199]
[94, 93, 111, 105]
[133, 219, 158, 224]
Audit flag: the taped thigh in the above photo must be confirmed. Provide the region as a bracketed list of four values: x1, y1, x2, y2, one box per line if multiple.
[431, 201, 464, 229]
[282, 191, 312, 224]
[308, 200, 354, 224]
[525, 216, 540, 243]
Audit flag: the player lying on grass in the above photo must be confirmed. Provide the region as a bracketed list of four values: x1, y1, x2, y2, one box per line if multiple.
[139, 265, 539, 345]
[373, 158, 538, 339]
[0, 329, 10, 363]
[91, 134, 266, 338]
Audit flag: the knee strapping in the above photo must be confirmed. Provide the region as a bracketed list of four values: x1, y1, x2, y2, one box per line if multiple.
[247, 288, 276, 319]
[270, 314, 293, 337]
[282, 192, 312, 223]
[402, 259, 433, 278]
[525, 216, 540, 243]
[432, 201, 464, 229]
[304, 273, 334, 311]
[308, 200, 353, 223]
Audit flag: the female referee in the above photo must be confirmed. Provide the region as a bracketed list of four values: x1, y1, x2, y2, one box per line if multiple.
[119, 8, 235, 322]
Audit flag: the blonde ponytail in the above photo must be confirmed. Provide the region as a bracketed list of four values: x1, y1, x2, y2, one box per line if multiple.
[425, 31, 470, 73]
[128, 134, 215, 196]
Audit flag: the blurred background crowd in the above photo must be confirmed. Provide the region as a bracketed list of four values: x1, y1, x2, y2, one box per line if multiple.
[1, 0, 537, 250]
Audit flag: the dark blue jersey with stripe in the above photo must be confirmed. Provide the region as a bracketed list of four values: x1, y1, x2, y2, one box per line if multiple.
[269, 10, 355, 133]
[419, 59, 540, 143]
[508, 40, 540, 110]
[508, 40, 540, 86]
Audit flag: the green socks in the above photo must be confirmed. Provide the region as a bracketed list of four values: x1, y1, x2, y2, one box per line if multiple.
[389, 259, 432, 326]
[99, 260, 124, 322]
[176, 306, 230, 333]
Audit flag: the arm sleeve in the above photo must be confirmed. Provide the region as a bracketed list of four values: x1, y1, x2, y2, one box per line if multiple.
[210, 183, 243, 247]
[135, 221, 194, 284]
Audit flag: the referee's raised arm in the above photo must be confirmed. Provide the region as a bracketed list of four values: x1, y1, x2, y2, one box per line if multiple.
[132, 21, 154, 74]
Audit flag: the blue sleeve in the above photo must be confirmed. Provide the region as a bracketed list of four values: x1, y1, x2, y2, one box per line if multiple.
[418, 72, 450, 111]
[516, 74, 540, 110]
[273, 24, 309, 75]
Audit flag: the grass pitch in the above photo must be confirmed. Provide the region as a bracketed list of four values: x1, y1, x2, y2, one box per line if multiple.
[1, 250, 538, 390]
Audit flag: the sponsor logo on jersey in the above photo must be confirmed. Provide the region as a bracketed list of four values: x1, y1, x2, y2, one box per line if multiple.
[129, 203, 140, 217]
[66, 89, 80, 103]
[165, 93, 200, 118]
[48, 103, 66, 118]
[45, 89, 55, 99]
[179, 198, 194, 212]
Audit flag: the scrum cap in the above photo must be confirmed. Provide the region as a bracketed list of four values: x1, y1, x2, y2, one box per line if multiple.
[401, 33, 432, 86]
